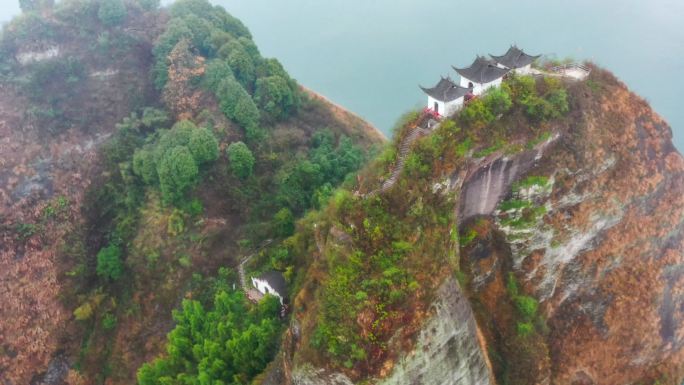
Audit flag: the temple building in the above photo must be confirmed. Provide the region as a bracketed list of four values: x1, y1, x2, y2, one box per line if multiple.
[420, 76, 471, 117]
[490, 45, 540, 75]
[453, 56, 509, 95]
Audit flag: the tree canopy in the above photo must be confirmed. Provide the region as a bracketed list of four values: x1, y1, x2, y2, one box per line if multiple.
[227, 141, 255, 180]
[137, 291, 281, 385]
[158, 146, 199, 205]
[97, 0, 127, 26]
[96, 243, 124, 281]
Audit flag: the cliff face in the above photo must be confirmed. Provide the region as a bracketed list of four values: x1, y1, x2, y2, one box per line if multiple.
[278, 68, 684, 385]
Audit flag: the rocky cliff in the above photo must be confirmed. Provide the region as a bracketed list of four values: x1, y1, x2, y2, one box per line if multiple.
[272, 67, 684, 385]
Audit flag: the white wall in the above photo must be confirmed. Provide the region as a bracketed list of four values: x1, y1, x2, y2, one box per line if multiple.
[427, 96, 464, 117]
[459, 76, 502, 96]
[251, 277, 284, 304]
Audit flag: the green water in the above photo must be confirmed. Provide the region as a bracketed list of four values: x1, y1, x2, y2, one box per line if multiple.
[218, 0, 684, 150]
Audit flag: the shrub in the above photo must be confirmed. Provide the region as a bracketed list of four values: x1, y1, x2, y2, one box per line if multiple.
[227, 141, 255, 179]
[73, 303, 93, 321]
[98, 0, 127, 26]
[516, 321, 534, 337]
[460, 99, 494, 129]
[514, 295, 539, 320]
[483, 87, 513, 116]
[102, 313, 117, 330]
[96, 243, 124, 281]
[157, 146, 199, 205]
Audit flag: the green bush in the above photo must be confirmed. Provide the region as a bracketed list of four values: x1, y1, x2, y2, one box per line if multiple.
[483, 87, 513, 116]
[227, 141, 255, 179]
[514, 296, 539, 320]
[96, 243, 124, 281]
[98, 0, 127, 26]
[516, 321, 534, 337]
[460, 99, 494, 129]
[102, 313, 117, 330]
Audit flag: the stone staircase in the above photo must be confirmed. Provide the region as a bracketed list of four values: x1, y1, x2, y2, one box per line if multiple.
[367, 126, 428, 197]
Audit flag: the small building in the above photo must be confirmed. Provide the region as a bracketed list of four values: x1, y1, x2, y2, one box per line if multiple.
[453, 56, 509, 96]
[251, 271, 288, 305]
[490, 45, 540, 75]
[420, 76, 471, 117]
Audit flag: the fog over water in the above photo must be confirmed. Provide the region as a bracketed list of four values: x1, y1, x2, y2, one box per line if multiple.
[2, 0, 682, 150]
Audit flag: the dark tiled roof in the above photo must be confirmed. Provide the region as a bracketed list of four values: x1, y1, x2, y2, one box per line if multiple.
[453, 56, 509, 84]
[490, 45, 540, 69]
[257, 270, 287, 297]
[420, 77, 470, 102]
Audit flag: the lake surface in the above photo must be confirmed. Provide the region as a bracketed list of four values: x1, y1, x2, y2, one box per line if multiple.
[217, 0, 684, 150]
[2, 0, 683, 149]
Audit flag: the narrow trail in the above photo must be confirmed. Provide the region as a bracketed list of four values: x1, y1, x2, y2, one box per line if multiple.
[367, 117, 433, 197]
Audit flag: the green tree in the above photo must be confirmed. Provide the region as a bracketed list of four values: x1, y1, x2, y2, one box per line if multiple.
[19, 0, 54, 12]
[226, 41, 256, 88]
[132, 148, 157, 184]
[152, 18, 193, 89]
[96, 243, 124, 280]
[154, 120, 195, 164]
[137, 291, 280, 385]
[254, 75, 298, 121]
[188, 126, 219, 164]
[203, 59, 234, 93]
[233, 92, 260, 131]
[273, 208, 294, 237]
[157, 146, 199, 204]
[227, 141, 255, 179]
[98, 0, 127, 26]
[134, 0, 159, 11]
[216, 78, 247, 118]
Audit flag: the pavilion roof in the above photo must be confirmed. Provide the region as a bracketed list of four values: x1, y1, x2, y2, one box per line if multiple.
[453, 56, 509, 84]
[490, 45, 540, 69]
[420, 76, 470, 102]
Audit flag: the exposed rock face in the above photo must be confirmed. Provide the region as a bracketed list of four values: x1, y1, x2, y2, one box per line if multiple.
[461, 72, 684, 384]
[376, 278, 494, 385]
[289, 278, 494, 385]
[458, 133, 558, 221]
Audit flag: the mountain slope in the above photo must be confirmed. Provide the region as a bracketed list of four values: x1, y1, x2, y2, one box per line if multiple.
[269, 67, 684, 385]
[0, 1, 383, 384]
